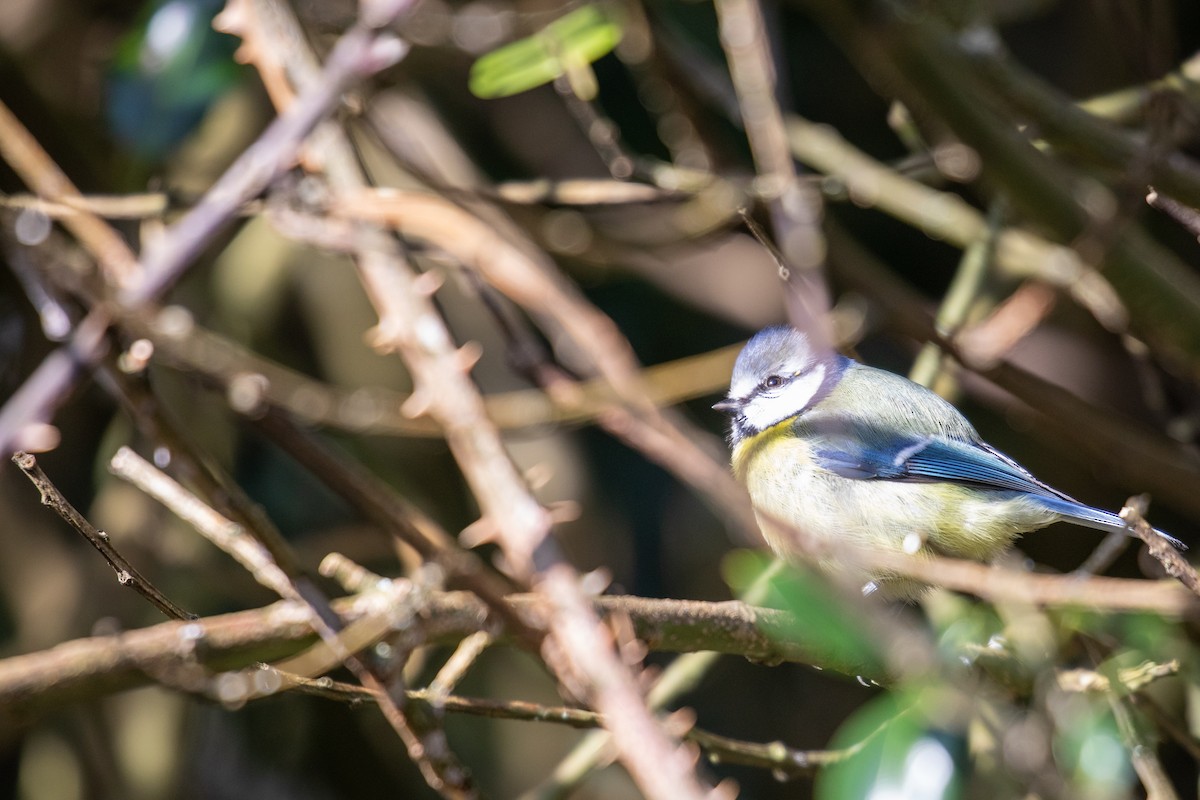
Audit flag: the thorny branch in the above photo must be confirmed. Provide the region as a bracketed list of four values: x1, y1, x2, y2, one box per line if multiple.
[195, 2, 728, 796]
[0, 9, 411, 454]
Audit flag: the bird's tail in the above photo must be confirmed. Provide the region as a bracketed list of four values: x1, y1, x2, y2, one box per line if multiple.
[1035, 496, 1187, 551]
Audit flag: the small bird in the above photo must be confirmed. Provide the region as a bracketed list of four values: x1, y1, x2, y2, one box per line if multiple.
[714, 325, 1184, 597]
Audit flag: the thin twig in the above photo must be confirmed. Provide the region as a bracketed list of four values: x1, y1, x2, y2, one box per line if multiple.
[428, 632, 493, 700]
[0, 192, 171, 220]
[1146, 187, 1200, 239]
[909, 202, 1004, 390]
[714, 0, 830, 345]
[109, 447, 296, 598]
[495, 179, 675, 205]
[0, 99, 138, 284]
[320, 552, 387, 594]
[1121, 496, 1200, 596]
[1057, 660, 1180, 694]
[108, 445, 477, 799]
[269, 676, 866, 780]
[123, 307, 740, 436]
[11, 451, 193, 620]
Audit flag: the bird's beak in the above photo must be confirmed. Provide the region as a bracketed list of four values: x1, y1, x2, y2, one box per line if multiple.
[712, 397, 741, 415]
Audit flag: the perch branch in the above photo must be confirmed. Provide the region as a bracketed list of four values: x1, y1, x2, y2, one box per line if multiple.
[0, 592, 843, 720]
[0, 558, 1194, 726]
[1121, 497, 1200, 596]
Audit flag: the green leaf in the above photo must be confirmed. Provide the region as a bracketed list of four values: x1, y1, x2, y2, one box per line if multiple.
[723, 550, 884, 677]
[1053, 702, 1133, 795]
[816, 689, 965, 800]
[469, 5, 623, 100]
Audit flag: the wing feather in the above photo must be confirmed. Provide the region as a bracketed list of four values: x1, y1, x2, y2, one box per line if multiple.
[813, 434, 1067, 499]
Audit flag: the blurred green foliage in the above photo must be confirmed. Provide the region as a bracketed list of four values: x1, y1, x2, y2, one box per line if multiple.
[107, 0, 242, 160]
[469, 5, 624, 100]
[724, 549, 885, 679]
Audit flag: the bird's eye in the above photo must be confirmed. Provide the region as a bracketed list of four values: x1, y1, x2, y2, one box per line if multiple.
[763, 375, 784, 389]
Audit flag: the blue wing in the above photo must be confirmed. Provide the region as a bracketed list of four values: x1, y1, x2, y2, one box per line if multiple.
[813, 434, 1064, 498]
[813, 433, 1187, 550]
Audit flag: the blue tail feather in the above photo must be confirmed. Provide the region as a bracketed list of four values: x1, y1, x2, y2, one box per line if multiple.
[1033, 496, 1187, 551]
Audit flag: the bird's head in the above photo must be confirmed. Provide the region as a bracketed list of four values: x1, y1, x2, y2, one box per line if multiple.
[714, 326, 845, 443]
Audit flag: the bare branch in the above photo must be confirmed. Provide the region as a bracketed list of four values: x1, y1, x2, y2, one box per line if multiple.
[715, 0, 830, 342]
[1121, 496, 1200, 596]
[11, 451, 192, 620]
[1147, 187, 1200, 239]
[109, 447, 296, 598]
[125, 304, 739, 436]
[0, 592, 835, 719]
[109, 446, 477, 798]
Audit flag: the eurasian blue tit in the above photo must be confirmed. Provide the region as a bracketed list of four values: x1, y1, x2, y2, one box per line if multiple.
[714, 325, 1185, 597]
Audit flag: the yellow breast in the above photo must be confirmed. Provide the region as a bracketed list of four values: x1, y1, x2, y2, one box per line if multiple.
[731, 418, 799, 482]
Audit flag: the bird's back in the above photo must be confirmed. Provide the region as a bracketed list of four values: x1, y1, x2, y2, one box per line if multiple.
[793, 362, 980, 450]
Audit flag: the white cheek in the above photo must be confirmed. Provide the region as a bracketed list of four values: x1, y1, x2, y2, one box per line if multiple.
[743, 365, 826, 431]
